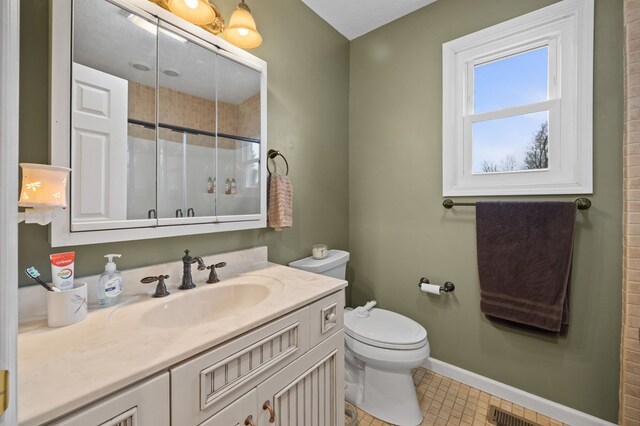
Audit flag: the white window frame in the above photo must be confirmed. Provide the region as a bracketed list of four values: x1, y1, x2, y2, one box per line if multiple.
[442, 0, 593, 196]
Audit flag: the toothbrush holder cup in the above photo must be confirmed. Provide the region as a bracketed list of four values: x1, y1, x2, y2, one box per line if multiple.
[47, 282, 88, 327]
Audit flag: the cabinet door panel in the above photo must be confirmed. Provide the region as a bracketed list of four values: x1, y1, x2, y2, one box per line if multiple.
[157, 22, 217, 224]
[71, 0, 157, 231]
[51, 373, 169, 426]
[256, 331, 344, 426]
[171, 308, 310, 426]
[216, 54, 262, 220]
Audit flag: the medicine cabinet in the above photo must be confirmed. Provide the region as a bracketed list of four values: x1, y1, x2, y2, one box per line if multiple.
[50, 0, 267, 246]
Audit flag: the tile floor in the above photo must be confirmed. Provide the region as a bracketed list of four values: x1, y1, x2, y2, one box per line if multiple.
[351, 367, 569, 426]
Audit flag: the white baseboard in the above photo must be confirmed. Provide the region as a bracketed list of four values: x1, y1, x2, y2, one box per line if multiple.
[423, 358, 617, 426]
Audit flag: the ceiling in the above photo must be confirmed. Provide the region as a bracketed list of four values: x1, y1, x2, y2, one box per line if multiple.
[300, 0, 438, 40]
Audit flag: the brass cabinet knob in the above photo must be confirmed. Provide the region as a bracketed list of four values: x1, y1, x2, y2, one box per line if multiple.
[244, 415, 256, 426]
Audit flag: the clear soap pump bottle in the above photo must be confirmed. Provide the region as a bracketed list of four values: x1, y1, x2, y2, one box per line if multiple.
[98, 254, 124, 307]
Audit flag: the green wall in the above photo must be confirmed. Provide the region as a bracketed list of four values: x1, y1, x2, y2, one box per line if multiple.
[349, 0, 622, 422]
[18, 0, 350, 284]
[20, 0, 624, 421]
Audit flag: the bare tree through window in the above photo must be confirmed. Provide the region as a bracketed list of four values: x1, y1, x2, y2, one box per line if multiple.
[477, 121, 548, 173]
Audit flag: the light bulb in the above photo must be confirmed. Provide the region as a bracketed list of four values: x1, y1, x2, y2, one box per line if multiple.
[237, 28, 250, 36]
[184, 0, 199, 9]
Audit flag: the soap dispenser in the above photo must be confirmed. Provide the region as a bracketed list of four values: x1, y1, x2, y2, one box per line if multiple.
[98, 254, 124, 307]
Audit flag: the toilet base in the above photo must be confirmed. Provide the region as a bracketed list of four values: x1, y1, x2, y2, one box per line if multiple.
[355, 364, 423, 426]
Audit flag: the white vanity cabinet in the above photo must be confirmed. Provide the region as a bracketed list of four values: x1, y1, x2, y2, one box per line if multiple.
[171, 290, 345, 426]
[45, 290, 345, 426]
[17, 256, 350, 426]
[49, 373, 170, 426]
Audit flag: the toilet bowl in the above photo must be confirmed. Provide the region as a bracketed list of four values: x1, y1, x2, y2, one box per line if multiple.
[344, 307, 429, 426]
[288, 251, 429, 425]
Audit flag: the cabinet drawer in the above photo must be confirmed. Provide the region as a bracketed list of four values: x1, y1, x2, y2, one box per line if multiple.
[199, 389, 257, 426]
[308, 290, 345, 348]
[171, 307, 310, 425]
[49, 373, 169, 426]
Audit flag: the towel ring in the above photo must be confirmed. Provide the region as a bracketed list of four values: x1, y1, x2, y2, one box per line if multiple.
[267, 149, 289, 176]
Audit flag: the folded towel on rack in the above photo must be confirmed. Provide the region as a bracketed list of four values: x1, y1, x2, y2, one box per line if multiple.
[268, 174, 293, 231]
[476, 202, 576, 333]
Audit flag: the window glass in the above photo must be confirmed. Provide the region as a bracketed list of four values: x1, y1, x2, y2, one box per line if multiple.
[474, 47, 548, 114]
[472, 111, 548, 174]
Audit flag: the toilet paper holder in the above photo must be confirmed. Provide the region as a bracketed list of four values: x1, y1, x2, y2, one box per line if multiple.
[418, 277, 455, 293]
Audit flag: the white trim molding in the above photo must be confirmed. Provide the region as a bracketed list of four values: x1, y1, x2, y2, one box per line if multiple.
[442, 0, 594, 196]
[0, 0, 20, 424]
[424, 358, 616, 426]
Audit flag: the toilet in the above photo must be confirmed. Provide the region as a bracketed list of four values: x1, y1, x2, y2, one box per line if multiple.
[289, 250, 430, 426]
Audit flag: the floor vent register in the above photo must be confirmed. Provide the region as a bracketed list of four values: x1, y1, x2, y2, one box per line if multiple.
[487, 405, 541, 426]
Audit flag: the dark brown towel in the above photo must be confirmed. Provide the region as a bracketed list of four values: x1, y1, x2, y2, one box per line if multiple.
[476, 202, 576, 332]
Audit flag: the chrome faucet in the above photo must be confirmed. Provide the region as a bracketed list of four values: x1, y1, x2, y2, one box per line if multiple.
[179, 249, 206, 290]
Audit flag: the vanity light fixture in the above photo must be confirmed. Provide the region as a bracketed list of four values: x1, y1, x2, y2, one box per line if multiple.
[18, 163, 71, 225]
[148, 0, 226, 35]
[224, 0, 262, 49]
[167, 0, 216, 25]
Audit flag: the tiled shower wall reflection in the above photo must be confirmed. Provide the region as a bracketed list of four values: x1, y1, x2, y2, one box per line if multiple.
[125, 83, 261, 219]
[127, 82, 260, 147]
[622, 1, 640, 424]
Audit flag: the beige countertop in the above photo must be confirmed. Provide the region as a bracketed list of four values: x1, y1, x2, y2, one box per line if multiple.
[18, 263, 347, 426]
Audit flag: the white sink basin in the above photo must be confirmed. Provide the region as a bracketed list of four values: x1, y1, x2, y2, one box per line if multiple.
[139, 282, 277, 328]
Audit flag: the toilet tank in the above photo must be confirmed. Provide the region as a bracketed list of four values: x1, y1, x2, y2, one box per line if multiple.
[288, 250, 350, 280]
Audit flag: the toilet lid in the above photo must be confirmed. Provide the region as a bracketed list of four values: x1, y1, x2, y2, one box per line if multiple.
[344, 308, 428, 350]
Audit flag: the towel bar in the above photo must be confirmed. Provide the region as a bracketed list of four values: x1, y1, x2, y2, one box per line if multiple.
[442, 197, 592, 210]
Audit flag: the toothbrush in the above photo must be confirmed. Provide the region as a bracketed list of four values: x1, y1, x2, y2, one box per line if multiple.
[25, 267, 61, 292]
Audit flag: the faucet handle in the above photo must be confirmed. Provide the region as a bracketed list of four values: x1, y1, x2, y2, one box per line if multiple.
[206, 262, 227, 283]
[141, 275, 171, 298]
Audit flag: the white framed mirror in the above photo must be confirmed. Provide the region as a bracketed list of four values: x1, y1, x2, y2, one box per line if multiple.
[50, 0, 267, 247]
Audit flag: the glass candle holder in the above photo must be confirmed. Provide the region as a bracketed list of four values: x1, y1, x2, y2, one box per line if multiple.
[312, 244, 328, 259]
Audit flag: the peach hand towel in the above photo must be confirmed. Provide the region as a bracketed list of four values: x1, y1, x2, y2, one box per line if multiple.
[268, 174, 293, 231]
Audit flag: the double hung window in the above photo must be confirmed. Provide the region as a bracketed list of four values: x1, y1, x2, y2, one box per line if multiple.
[442, 0, 594, 196]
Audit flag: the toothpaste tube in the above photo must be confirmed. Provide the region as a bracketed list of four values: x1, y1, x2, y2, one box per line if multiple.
[50, 251, 75, 290]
